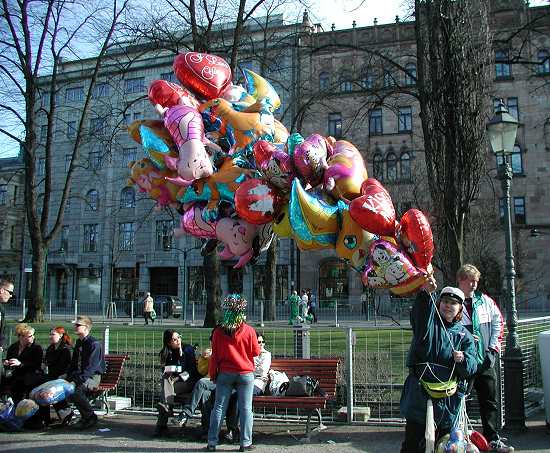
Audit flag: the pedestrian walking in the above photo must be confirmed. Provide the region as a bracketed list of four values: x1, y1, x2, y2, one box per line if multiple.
[143, 292, 155, 325]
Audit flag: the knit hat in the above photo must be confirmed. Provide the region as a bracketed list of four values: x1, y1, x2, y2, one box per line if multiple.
[221, 294, 247, 329]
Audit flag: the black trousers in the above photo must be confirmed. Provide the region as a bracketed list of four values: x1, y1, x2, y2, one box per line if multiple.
[469, 365, 499, 442]
[400, 419, 449, 453]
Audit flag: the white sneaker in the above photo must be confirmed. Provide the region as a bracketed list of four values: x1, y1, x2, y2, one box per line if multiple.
[489, 437, 514, 453]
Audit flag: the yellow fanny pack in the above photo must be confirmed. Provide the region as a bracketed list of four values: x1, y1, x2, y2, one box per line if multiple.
[420, 377, 457, 399]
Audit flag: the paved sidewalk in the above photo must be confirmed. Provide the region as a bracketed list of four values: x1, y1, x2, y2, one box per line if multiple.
[1, 412, 548, 453]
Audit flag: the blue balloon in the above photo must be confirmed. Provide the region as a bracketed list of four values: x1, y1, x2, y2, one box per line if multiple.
[30, 379, 76, 406]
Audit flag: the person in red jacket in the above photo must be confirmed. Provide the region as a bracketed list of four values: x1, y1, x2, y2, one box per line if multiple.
[206, 294, 260, 452]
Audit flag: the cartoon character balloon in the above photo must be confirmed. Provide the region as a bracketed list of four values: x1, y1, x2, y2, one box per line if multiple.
[127, 158, 180, 208]
[216, 216, 258, 268]
[323, 140, 368, 201]
[30, 379, 75, 406]
[291, 133, 332, 187]
[235, 178, 281, 225]
[253, 140, 295, 191]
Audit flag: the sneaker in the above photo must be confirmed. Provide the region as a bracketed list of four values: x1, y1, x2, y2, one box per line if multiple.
[239, 445, 256, 452]
[171, 413, 188, 427]
[489, 437, 514, 453]
[205, 445, 216, 452]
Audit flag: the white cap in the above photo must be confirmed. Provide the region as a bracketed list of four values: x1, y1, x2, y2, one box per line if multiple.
[440, 286, 465, 304]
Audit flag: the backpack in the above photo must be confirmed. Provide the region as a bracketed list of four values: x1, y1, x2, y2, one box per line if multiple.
[285, 375, 323, 397]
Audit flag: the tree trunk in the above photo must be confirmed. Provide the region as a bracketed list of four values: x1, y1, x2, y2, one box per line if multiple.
[264, 239, 277, 321]
[26, 244, 46, 322]
[203, 252, 221, 327]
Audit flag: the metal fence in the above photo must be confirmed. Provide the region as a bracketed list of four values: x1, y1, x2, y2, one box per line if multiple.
[3, 314, 548, 424]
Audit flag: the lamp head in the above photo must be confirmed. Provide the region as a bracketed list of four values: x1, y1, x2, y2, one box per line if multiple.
[487, 99, 518, 156]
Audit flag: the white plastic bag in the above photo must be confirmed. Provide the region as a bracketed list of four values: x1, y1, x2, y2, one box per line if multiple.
[268, 370, 289, 396]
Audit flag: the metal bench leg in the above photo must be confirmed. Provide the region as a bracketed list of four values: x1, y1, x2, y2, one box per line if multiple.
[102, 393, 109, 415]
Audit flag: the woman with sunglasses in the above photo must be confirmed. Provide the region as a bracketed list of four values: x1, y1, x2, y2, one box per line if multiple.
[154, 329, 200, 437]
[1, 323, 43, 406]
[253, 333, 271, 396]
[38, 326, 74, 426]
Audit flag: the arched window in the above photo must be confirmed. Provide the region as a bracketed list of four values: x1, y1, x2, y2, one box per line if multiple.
[120, 187, 135, 208]
[373, 153, 383, 180]
[386, 152, 397, 181]
[86, 189, 99, 211]
[362, 70, 375, 90]
[404, 63, 416, 86]
[383, 70, 395, 88]
[339, 73, 353, 92]
[318, 258, 348, 307]
[538, 50, 550, 75]
[400, 152, 411, 181]
[319, 72, 330, 90]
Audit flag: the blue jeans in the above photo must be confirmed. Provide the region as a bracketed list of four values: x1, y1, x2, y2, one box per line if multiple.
[207, 372, 254, 447]
[183, 377, 216, 416]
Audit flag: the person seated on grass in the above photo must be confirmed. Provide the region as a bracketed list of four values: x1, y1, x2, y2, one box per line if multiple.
[153, 329, 200, 437]
[1, 323, 44, 418]
[400, 280, 477, 453]
[38, 326, 74, 427]
[66, 316, 106, 430]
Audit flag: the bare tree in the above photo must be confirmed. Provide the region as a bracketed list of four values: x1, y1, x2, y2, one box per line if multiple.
[0, 0, 132, 321]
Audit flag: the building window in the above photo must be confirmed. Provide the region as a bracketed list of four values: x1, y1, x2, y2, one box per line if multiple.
[61, 225, 70, 252]
[398, 106, 412, 132]
[65, 154, 72, 171]
[40, 124, 48, 142]
[89, 151, 102, 170]
[328, 112, 343, 138]
[537, 50, 550, 75]
[161, 72, 176, 82]
[318, 259, 348, 307]
[90, 117, 107, 136]
[369, 108, 383, 135]
[86, 189, 99, 211]
[122, 147, 137, 166]
[513, 197, 525, 224]
[66, 86, 84, 102]
[0, 185, 6, 205]
[339, 74, 353, 92]
[37, 157, 45, 176]
[496, 145, 523, 175]
[373, 153, 383, 180]
[495, 50, 511, 79]
[120, 187, 135, 208]
[400, 152, 411, 181]
[12, 186, 17, 206]
[133, 112, 142, 121]
[118, 222, 135, 251]
[404, 63, 416, 86]
[83, 224, 98, 252]
[156, 220, 174, 250]
[362, 70, 375, 89]
[125, 77, 145, 94]
[67, 121, 76, 139]
[92, 82, 110, 98]
[383, 70, 395, 87]
[493, 97, 519, 121]
[319, 72, 330, 90]
[123, 113, 131, 126]
[41, 91, 51, 107]
[386, 152, 397, 181]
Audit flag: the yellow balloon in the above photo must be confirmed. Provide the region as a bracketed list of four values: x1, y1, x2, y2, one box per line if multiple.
[272, 205, 292, 238]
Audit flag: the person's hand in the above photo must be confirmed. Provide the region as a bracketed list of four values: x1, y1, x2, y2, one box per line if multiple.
[453, 351, 464, 363]
[422, 275, 437, 293]
[473, 334, 480, 342]
[7, 358, 21, 367]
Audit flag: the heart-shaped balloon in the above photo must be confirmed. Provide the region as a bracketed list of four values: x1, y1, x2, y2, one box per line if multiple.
[148, 79, 200, 109]
[235, 178, 280, 225]
[350, 178, 396, 236]
[397, 209, 434, 271]
[173, 52, 232, 100]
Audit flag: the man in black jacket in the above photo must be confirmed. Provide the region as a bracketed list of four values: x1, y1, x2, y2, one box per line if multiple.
[0, 278, 15, 350]
[67, 315, 106, 429]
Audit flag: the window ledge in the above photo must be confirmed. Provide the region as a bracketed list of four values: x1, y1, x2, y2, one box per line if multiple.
[494, 76, 514, 82]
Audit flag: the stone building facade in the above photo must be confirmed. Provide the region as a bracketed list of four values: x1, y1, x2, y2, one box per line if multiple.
[19, 1, 550, 316]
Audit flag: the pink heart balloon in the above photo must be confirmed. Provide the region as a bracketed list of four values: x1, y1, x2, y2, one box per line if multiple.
[173, 52, 232, 100]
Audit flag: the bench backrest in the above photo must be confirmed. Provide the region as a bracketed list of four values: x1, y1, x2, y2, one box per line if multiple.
[101, 354, 129, 388]
[270, 359, 339, 398]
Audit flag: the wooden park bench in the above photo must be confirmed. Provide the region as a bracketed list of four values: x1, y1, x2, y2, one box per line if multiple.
[252, 358, 340, 435]
[89, 354, 129, 415]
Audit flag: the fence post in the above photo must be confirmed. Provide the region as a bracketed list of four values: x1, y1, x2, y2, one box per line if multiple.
[191, 300, 195, 326]
[160, 300, 164, 325]
[22, 298, 26, 320]
[260, 300, 265, 327]
[130, 299, 134, 326]
[74, 299, 78, 322]
[346, 327, 354, 423]
[335, 300, 339, 327]
[49, 299, 52, 321]
[103, 326, 109, 355]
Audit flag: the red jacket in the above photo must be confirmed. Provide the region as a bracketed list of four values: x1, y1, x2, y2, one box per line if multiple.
[209, 323, 260, 380]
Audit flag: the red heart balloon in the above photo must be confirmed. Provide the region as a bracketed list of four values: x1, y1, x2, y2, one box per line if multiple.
[397, 209, 434, 271]
[173, 52, 232, 100]
[350, 178, 396, 236]
[235, 178, 280, 225]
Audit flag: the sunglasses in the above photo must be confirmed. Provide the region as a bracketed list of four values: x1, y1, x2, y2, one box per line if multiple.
[258, 340, 265, 344]
[2, 288, 14, 296]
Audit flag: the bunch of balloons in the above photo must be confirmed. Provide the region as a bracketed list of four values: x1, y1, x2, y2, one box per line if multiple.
[0, 398, 38, 431]
[127, 51, 434, 295]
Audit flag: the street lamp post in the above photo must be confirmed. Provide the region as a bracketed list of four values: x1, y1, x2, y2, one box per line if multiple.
[486, 99, 525, 431]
